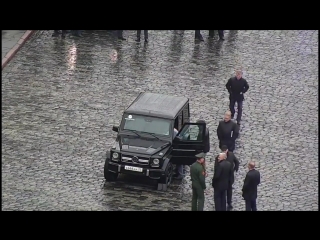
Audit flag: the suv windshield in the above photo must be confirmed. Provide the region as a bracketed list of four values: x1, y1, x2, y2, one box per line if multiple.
[122, 114, 171, 137]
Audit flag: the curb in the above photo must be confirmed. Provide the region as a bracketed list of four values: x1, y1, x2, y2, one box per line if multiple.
[2, 30, 36, 70]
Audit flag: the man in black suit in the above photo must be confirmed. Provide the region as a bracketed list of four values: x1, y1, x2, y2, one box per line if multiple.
[212, 152, 233, 211]
[242, 161, 260, 211]
[216, 145, 239, 210]
[217, 111, 239, 151]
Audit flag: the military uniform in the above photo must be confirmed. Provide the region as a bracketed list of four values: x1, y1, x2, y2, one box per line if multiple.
[190, 152, 207, 211]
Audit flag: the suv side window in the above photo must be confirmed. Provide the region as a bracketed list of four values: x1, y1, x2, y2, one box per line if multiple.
[183, 104, 190, 123]
[178, 111, 183, 130]
[178, 124, 204, 141]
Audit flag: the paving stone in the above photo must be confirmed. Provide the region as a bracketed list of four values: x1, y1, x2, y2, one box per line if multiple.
[1, 30, 318, 211]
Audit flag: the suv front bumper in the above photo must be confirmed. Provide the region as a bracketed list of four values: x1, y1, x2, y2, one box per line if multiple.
[107, 161, 165, 180]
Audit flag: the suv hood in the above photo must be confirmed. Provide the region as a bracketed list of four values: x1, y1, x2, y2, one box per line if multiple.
[117, 135, 170, 156]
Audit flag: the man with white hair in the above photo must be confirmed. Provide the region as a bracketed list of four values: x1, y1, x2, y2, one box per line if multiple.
[212, 152, 233, 211]
[226, 70, 249, 125]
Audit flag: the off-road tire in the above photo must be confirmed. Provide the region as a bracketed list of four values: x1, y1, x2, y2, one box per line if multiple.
[104, 160, 118, 182]
[157, 162, 173, 191]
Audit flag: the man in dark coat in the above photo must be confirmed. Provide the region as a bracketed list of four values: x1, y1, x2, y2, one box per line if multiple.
[217, 111, 239, 151]
[208, 30, 225, 40]
[242, 161, 260, 211]
[215, 145, 239, 210]
[136, 30, 148, 42]
[226, 70, 249, 125]
[212, 152, 233, 211]
[190, 152, 207, 211]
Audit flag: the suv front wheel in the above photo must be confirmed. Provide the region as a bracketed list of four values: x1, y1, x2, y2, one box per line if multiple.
[157, 162, 173, 191]
[104, 160, 118, 181]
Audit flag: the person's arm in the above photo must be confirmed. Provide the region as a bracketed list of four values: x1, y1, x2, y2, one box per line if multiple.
[226, 78, 232, 94]
[199, 168, 206, 189]
[233, 155, 240, 172]
[243, 79, 249, 93]
[232, 122, 239, 140]
[257, 171, 261, 185]
[217, 122, 222, 140]
[242, 172, 250, 192]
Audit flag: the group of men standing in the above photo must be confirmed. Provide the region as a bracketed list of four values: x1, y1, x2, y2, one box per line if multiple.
[190, 70, 261, 211]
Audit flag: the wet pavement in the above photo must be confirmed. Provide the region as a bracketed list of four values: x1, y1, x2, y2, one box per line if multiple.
[2, 30, 318, 211]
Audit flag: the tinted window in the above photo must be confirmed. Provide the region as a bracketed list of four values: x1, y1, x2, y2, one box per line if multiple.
[178, 124, 204, 141]
[123, 114, 171, 136]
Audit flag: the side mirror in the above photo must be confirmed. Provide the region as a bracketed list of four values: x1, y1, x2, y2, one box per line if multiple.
[112, 126, 119, 132]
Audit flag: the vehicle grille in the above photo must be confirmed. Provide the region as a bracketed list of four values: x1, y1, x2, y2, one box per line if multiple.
[121, 155, 150, 165]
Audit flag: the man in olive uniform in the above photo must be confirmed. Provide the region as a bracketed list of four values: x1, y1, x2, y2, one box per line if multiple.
[190, 152, 207, 211]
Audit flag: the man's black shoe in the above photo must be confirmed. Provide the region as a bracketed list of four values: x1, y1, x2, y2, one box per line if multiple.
[227, 204, 233, 211]
[118, 37, 126, 40]
[219, 37, 225, 41]
[145, 39, 148, 43]
[135, 38, 140, 42]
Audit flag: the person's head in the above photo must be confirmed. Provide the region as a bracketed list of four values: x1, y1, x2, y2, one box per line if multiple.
[235, 70, 243, 80]
[248, 161, 255, 170]
[221, 145, 228, 153]
[195, 152, 206, 164]
[218, 153, 227, 161]
[196, 119, 206, 124]
[224, 111, 232, 122]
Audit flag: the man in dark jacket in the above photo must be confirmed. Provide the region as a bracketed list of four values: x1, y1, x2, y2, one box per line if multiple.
[242, 161, 260, 211]
[226, 70, 249, 125]
[216, 145, 240, 210]
[217, 111, 239, 151]
[190, 152, 207, 211]
[212, 152, 233, 211]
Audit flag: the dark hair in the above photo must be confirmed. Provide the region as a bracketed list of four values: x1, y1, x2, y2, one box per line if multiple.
[221, 145, 228, 151]
[196, 119, 206, 124]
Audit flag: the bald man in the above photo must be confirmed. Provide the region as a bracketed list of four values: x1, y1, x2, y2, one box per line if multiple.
[226, 70, 249, 125]
[212, 153, 233, 211]
[242, 161, 260, 211]
[217, 111, 239, 151]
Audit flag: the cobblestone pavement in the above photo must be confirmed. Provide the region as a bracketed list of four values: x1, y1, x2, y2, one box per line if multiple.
[2, 30, 318, 211]
[2, 30, 26, 59]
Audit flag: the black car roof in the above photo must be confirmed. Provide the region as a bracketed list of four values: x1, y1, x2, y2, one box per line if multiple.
[125, 92, 189, 119]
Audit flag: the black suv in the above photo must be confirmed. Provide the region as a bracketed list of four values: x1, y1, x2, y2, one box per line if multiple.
[104, 92, 208, 191]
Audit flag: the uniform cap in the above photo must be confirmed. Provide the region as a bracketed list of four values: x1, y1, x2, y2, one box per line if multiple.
[195, 152, 206, 159]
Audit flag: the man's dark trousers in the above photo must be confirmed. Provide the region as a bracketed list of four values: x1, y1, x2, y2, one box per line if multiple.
[195, 30, 202, 39]
[209, 30, 224, 38]
[229, 98, 243, 122]
[227, 183, 233, 206]
[117, 30, 124, 38]
[245, 199, 257, 211]
[137, 30, 148, 40]
[214, 189, 227, 211]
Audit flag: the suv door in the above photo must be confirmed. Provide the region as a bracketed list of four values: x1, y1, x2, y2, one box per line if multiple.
[170, 122, 206, 166]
